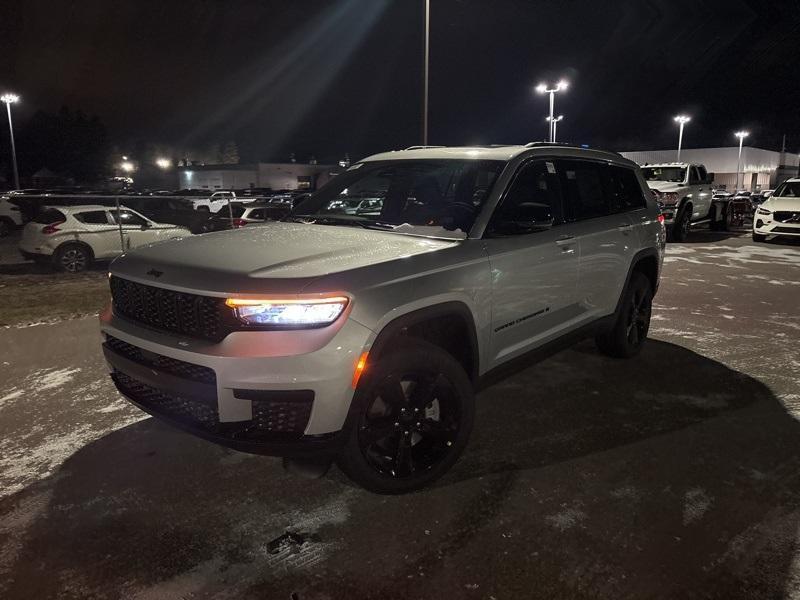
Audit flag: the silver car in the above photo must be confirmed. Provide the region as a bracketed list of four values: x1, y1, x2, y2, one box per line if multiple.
[100, 144, 665, 493]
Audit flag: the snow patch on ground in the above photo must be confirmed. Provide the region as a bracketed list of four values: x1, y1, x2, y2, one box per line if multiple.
[28, 367, 82, 393]
[683, 488, 712, 525]
[0, 389, 23, 405]
[546, 506, 586, 531]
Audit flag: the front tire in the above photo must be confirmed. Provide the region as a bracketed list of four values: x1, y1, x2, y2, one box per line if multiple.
[53, 243, 92, 273]
[596, 272, 653, 359]
[669, 206, 691, 242]
[337, 340, 474, 494]
[0, 218, 13, 238]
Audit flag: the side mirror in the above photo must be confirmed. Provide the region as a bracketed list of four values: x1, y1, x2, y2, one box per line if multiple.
[705, 173, 715, 185]
[141, 221, 152, 230]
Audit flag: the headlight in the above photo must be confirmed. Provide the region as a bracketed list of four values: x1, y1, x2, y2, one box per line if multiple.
[756, 207, 773, 216]
[225, 296, 349, 328]
[660, 192, 679, 206]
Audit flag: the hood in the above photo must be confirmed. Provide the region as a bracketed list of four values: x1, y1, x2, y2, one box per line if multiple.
[761, 197, 800, 212]
[110, 221, 457, 294]
[647, 181, 685, 193]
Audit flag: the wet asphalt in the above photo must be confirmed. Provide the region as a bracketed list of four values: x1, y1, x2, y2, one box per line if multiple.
[1, 230, 800, 600]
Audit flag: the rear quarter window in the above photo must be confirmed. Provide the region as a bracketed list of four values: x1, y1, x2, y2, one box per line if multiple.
[74, 210, 110, 224]
[33, 208, 66, 224]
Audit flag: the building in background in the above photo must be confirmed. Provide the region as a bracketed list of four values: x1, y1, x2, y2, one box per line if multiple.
[622, 147, 799, 190]
[177, 162, 337, 191]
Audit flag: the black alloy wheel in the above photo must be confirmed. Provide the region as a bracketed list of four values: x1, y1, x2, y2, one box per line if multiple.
[337, 340, 474, 494]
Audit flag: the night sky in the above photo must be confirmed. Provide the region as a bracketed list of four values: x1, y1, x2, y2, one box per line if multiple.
[2, 0, 799, 163]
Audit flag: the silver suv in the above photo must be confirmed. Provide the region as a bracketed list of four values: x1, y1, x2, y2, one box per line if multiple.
[100, 144, 665, 493]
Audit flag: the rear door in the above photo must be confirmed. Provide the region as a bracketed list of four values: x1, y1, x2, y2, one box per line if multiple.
[690, 165, 712, 219]
[556, 159, 637, 321]
[72, 209, 120, 259]
[484, 159, 581, 365]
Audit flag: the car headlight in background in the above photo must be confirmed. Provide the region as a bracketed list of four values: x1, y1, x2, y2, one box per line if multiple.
[225, 296, 349, 328]
[756, 207, 773, 216]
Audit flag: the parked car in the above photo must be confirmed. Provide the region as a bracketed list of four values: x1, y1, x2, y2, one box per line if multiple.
[752, 178, 800, 242]
[120, 196, 211, 234]
[0, 196, 24, 236]
[192, 190, 259, 213]
[643, 163, 729, 240]
[201, 202, 276, 232]
[100, 143, 664, 493]
[19, 205, 190, 272]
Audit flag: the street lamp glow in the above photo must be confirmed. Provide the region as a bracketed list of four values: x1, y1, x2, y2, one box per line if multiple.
[155, 157, 171, 169]
[120, 161, 135, 173]
[673, 115, 691, 162]
[734, 131, 750, 191]
[536, 79, 569, 142]
[2, 92, 20, 189]
[546, 115, 564, 142]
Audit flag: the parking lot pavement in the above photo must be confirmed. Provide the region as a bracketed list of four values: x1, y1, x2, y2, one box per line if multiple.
[1, 231, 799, 599]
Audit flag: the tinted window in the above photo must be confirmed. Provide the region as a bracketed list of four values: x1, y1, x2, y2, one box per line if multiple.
[247, 208, 266, 219]
[75, 210, 109, 224]
[689, 167, 701, 184]
[605, 167, 646, 212]
[296, 160, 505, 239]
[110, 209, 147, 226]
[492, 160, 562, 230]
[33, 208, 66, 224]
[558, 160, 609, 220]
[697, 165, 709, 183]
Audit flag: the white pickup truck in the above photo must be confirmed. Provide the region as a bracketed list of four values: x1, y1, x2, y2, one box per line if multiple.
[192, 191, 258, 213]
[642, 163, 732, 241]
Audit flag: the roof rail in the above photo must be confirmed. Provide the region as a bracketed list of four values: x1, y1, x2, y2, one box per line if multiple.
[523, 141, 625, 158]
[403, 145, 446, 151]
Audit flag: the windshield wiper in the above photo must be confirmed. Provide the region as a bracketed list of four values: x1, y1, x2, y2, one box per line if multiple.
[286, 214, 371, 228]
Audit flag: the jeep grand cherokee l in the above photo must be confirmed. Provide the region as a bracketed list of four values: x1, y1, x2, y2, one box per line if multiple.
[100, 144, 665, 494]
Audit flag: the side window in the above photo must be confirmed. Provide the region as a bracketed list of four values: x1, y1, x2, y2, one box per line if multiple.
[604, 166, 646, 212]
[111, 209, 147, 227]
[75, 210, 110, 225]
[248, 209, 265, 219]
[491, 160, 562, 232]
[689, 167, 701, 184]
[697, 165, 708, 183]
[557, 160, 610, 221]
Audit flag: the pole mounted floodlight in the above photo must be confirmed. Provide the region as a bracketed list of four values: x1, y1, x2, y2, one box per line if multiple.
[155, 157, 172, 169]
[1, 93, 20, 190]
[734, 130, 749, 191]
[674, 115, 691, 162]
[546, 115, 564, 142]
[537, 80, 568, 142]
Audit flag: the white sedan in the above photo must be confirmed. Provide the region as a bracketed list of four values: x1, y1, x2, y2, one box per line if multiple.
[19, 205, 191, 272]
[752, 178, 800, 242]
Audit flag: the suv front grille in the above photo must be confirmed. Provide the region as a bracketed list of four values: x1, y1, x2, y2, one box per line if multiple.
[105, 335, 216, 385]
[774, 211, 800, 223]
[110, 276, 228, 342]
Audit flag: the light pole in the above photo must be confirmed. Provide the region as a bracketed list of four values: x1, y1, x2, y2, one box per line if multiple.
[536, 80, 568, 142]
[734, 131, 749, 191]
[422, 0, 430, 145]
[1, 93, 20, 190]
[546, 115, 564, 143]
[674, 115, 691, 162]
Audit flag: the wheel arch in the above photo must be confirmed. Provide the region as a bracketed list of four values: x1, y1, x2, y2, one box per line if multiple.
[613, 248, 660, 319]
[55, 239, 95, 261]
[367, 301, 480, 384]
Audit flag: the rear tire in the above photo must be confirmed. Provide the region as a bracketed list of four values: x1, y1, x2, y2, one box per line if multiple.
[710, 202, 731, 232]
[595, 272, 653, 359]
[337, 340, 474, 494]
[752, 232, 767, 243]
[53, 243, 92, 273]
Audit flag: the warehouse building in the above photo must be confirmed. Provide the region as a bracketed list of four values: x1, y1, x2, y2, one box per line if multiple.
[621, 147, 799, 191]
[177, 162, 337, 191]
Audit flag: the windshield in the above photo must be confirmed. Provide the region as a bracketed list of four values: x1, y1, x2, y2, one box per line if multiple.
[773, 181, 800, 198]
[642, 166, 687, 183]
[292, 159, 506, 239]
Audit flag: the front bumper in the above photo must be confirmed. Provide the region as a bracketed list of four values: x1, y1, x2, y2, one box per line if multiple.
[99, 306, 374, 458]
[753, 217, 800, 237]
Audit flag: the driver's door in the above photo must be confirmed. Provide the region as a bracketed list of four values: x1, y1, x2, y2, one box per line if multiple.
[110, 208, 154, 251]
[484, 159, 581, 366]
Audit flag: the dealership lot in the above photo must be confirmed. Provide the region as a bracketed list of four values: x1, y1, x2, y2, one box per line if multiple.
[1, 231, 799, 599]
